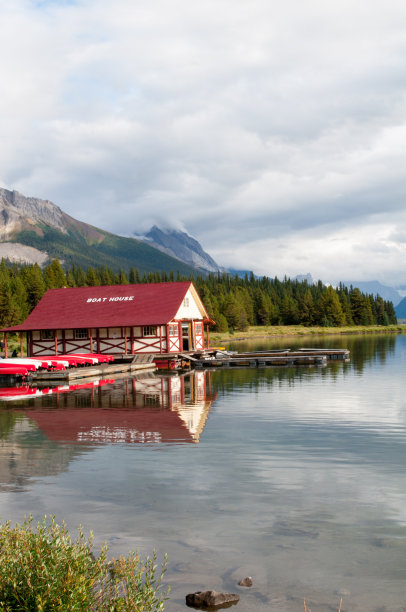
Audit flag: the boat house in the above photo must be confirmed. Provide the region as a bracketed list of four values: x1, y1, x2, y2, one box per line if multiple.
[2, 282, 213, 357]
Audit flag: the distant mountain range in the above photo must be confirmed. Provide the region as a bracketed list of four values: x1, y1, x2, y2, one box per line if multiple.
[1, 188, 405, 310]
[0, 188, 198, 276]
[394, 298, 406, 319]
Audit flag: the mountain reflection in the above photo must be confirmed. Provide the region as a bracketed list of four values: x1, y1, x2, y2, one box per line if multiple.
[0, 372, 216, 447]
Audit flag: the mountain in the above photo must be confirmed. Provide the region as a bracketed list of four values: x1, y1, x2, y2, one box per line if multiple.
[138, 225, 223, 274]
[0, 188, 198, 275]
[295, 273, 316, 284]
[395, 297, 406, 319]
[335, 280, 402, 306]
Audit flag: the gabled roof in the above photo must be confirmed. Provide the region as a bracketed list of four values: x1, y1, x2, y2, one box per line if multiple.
[2, 282, 209, 332]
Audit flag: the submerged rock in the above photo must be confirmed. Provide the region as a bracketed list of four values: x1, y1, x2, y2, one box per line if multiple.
[186, 590, 240, 609]
[238, 577, 253, 587]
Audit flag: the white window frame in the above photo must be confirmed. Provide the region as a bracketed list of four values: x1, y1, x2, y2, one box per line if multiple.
[74, 328, 89, 340]
[143, 326, 157, 337]
[40, 329, 54, 340]
[169, 324, 178, 336]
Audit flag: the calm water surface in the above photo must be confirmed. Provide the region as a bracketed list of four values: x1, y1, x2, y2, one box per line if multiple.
[0, 334, 405, 611]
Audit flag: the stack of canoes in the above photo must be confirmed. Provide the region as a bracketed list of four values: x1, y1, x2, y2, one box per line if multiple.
[0, 354, 115, 378]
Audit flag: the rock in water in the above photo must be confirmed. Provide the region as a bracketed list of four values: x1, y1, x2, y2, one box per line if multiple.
[238, 577, 253, 587]
[186, 590, 240, 609]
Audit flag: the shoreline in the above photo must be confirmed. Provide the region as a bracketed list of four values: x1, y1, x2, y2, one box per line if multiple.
[211, 324, 406, 344]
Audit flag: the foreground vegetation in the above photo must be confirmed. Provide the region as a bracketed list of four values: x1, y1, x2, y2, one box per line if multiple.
[0, 516, 169, 611]
[0, 258, 398, 333]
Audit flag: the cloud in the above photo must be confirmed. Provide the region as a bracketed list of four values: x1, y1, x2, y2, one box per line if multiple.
[1, 0, 406, 282]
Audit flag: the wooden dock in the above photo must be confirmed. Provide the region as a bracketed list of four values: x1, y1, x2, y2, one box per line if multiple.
[32, 360, 156, 382]
[192, 348, 349, 369]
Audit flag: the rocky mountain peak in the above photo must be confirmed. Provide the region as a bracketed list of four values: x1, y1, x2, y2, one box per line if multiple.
[140, 225, 222, 273]
[0, 188, 67, 238]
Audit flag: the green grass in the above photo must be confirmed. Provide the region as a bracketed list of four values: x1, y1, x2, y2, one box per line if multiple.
[0, 516, 169, 611]
[210, 324, 406, 344]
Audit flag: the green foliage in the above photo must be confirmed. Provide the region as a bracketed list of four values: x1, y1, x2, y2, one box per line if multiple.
[0, 258, 398, 332]
[0, 515, 169, 611]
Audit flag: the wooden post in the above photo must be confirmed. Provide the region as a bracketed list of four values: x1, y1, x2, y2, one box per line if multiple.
[124, 327, 127, 354]
[4, 333, 7, 358]
[166, 325, 170, 354]
[96, 328, 100, 353]
[89, 329, 93, 353]
[178, 321, 182, 351]
[180, 376, 185, 404]
[20, 333, 23, 357]
[54, 330, 58, 355]
[206, 324, 209, 349]
[130, 327, 134, 354]
[62, 330, 66, 354]
[167, 377, 172, 409]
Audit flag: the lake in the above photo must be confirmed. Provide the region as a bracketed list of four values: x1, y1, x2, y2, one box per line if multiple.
[0, 333, 405, 611]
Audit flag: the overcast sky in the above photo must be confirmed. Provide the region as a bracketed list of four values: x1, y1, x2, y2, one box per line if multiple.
[1, 0, 406, 284]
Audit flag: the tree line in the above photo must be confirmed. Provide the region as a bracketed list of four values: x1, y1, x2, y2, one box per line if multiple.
[0, 259, 397, 331]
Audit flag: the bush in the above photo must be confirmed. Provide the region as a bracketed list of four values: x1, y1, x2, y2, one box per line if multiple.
[0, 516, 169, 611]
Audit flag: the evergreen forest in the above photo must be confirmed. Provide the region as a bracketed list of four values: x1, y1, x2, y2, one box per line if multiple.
[0, 259, 397, 332]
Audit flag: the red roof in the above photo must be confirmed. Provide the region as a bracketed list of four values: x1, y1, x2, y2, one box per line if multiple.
[2, 282, 207, 331]
[25, 407, 197, 444]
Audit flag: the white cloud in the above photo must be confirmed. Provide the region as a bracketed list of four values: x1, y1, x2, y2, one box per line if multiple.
[1, 0, 406, 282]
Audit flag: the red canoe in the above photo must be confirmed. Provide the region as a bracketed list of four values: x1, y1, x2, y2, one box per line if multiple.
[0, 366, 29, 376]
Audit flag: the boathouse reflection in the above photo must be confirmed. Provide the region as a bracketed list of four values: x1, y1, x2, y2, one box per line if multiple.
[19, 371, 216, 445]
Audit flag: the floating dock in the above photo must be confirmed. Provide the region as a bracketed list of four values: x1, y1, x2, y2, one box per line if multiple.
[0, 348, 349, 381]
[191, 348, 350, 369]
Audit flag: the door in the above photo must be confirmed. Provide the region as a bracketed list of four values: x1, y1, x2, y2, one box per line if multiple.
[182, 323, 191, 351]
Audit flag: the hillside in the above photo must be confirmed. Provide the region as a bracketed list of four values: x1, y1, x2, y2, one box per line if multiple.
[0, 188, 198, 276]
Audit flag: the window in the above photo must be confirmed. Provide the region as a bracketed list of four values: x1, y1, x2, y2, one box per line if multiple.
[183, 297, 189, 307]
[40, 330, 54, 340]
[143, 326, 157, 337]
[195, 322, 203, 335]
[168, 324, 178, 336]
[74, 328, 88, 340]
[144, 394, 160, 406]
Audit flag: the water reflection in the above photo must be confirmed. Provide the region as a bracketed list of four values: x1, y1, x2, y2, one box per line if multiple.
[226, 332, 397, 374]
[0, 337, 405, 611]
[0, 372, 216, 447]
[0, 372, 216, 492]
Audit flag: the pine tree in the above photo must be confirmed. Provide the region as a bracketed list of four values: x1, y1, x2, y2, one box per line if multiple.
[129, 268, 136, 284]
[24, 264, 46, 310]
[85, 267, 99, 286]
[298, 289, 315, 326]
[317, 286, 345, 326]
[44, 259, 66, 289]
[118, 269, 129, 284]
[99, 266, 113, 286]
[73, 265, 86, 287]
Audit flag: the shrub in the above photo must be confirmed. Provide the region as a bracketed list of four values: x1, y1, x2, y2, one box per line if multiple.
[0, 515, 169, 611]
